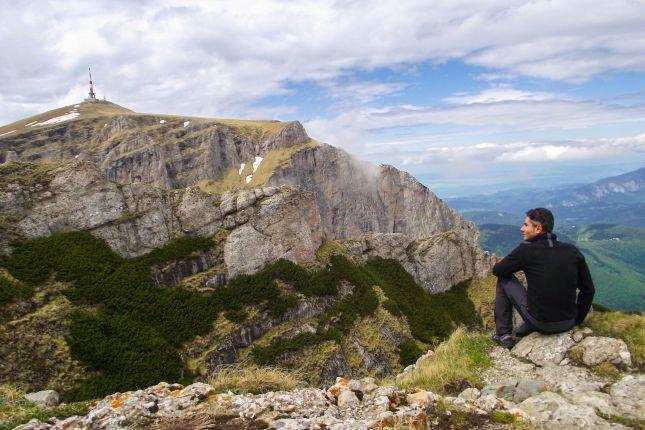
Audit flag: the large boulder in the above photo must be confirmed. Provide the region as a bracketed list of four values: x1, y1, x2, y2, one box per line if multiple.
[609, 374, 645, 420]
[518, 391, 625, 430]
[576, 336, 632, 368]
[512, 331, 576, 366]
[24, 390, 60, 407]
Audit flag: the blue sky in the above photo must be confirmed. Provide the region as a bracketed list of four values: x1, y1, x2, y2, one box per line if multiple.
[1, 0, 644, 196]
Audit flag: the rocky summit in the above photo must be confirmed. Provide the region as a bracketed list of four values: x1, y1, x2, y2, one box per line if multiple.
[1, 102, 643, 430]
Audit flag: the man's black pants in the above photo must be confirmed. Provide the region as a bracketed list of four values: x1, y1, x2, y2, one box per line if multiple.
[494, 275, 575, 336]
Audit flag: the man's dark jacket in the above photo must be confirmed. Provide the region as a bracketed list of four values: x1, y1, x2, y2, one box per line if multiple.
[492, 232, 595, 325]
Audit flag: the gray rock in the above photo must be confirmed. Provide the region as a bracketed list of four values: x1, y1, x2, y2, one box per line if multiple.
[609, 374, 645, 420]
[24, 389, 60, 407]
[512, 331, 576, 366]
[475, 394, 500, 412]
[518, 391, 621, 429]
[481, 378, 546, 403]
[577, 336, 632, 367]
[235, 190, 256, 211]
[458, 387, 481, 401]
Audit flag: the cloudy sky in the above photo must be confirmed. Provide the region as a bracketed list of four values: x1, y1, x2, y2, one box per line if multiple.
[1, 0, 645, 196]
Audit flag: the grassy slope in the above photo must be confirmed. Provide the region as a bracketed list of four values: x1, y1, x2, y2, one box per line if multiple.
[479, 224, 645, 311]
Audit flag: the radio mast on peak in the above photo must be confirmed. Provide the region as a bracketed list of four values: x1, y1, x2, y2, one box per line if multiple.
[86, 67, 97, 102]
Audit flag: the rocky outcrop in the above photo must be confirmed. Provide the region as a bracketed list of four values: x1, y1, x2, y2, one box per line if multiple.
[267, 144, 468, 240]
[1, 162, 323, 275]
[477, 327, 643, 428]
[342, 231, 493, 293]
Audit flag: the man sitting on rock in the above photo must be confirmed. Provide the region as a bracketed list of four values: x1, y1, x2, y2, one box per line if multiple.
[491, 208, 595, 349]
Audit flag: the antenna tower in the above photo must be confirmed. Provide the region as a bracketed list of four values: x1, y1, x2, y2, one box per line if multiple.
[87, 68, 97, 101]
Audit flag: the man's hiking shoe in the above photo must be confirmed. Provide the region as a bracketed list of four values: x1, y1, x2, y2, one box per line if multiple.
[514, 323, 535, 338]
[492, 332, 515, 349]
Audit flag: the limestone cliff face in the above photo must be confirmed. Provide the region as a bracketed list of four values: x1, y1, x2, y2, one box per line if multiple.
[267, 144, 462, 240]
[0, 162, 323, 282]
[0, 102, 491, 288]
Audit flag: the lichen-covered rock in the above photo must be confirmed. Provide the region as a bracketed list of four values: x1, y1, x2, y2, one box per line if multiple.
[336, 390, 360, 409]
[577, 336, 632, 367]
[512, 330, 576, 366]
[609, 374, 645, 420]
[518, 391, 625, 429]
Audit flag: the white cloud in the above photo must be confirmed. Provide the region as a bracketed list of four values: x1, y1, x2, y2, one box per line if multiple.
[1, 0, 645, 125]
[396, 133, 645, 165]
[444, 85, 559, 104]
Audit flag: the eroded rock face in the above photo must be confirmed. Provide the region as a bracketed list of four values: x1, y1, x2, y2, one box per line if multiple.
[341, 231, 494, 293]
[1, 163, 324, 273]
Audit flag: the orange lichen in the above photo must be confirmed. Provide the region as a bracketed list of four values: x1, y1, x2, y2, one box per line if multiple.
[111, 400, 124, 408]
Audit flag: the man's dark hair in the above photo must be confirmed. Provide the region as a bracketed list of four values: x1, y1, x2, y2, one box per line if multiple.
[526, 208, 554, 233]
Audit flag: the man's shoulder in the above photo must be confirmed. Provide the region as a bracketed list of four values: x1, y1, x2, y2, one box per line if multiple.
[555, 240, 580, 251]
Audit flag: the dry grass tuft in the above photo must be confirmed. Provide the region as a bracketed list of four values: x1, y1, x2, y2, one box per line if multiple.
[206, 364, 306, 395]
[396, 327, 493, 395]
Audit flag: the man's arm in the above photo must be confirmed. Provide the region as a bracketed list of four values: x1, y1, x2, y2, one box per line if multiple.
[575, 250, 595, 325]
[492, 245, 524, 277]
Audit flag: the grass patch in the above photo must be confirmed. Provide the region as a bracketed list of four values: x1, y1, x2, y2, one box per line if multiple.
[583, 308, 644, 369]
[597, 411, 645, 428]
[206, 364, 305, 394]
[0, 384, 91, 430]
[0, 162, 59, 192]
[397, 327, 493, 394]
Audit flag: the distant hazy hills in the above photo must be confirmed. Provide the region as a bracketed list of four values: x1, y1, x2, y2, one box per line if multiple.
[447, 167, 645, 227]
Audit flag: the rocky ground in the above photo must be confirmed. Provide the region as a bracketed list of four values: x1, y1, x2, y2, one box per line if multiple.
[11, 327, 643, 430]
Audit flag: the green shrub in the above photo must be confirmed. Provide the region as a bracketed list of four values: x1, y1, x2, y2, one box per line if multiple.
[0, 274, 33, 306]
[364, 258, 480, 344]
[397, 339, 424, 367]
[4, 231, 122, 287]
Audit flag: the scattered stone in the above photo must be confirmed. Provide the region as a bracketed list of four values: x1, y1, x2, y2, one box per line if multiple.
[458, 387, 481, 401]
[348, 377, 378, 394]
[475, 394, 501, 412]
[406, 389, 439, 408]
[572, 327, 593, 342]
[24, 389, 60, 407]
[262, 186, 277, 196]
[577, 336, 632, 367]
[337, 389, 360, 409]
[481, 378, 546, 403]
